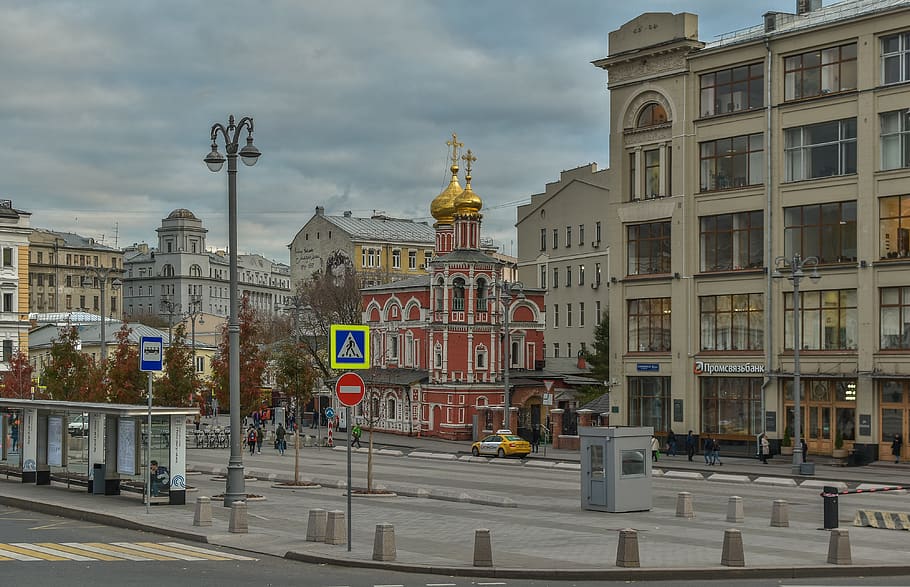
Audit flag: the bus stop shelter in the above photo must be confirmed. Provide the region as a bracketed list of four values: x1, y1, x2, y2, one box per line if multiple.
[0, 399, 197, 505]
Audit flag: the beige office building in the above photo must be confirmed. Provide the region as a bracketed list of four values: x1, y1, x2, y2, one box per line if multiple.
[593, 0, 910, 460]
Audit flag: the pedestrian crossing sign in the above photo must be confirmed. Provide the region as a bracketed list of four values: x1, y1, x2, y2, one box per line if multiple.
[330, 324, 370, 369]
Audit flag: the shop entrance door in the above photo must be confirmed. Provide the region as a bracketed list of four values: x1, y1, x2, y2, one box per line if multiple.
[808, 406, 832, 454]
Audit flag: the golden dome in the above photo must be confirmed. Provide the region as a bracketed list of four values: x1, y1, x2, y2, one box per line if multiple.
[430, 133, 464, 225]
[454, 149, 482, 217]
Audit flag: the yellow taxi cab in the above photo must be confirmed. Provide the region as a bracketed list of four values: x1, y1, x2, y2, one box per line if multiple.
[471, 429, 531, 458]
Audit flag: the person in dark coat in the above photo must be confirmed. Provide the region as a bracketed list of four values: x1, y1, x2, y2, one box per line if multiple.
[892, 433, 903, 464]
[685, 431, 696, 462]
[800, 438, 808, 463]
[703, 434, 713, 464]
[667, 429, 677, 457]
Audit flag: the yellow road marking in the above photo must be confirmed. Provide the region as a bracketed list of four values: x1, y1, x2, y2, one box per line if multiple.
[0, 544, 68, 561]
[133, 542, 229, 561]
[82, 543, 173, 561]
[35, 543, 122, 561]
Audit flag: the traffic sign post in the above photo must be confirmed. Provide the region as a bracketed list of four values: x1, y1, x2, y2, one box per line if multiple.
[139, 336, 163, 515]
[334, 371, 366, 553]
[330, 325, 371, 370]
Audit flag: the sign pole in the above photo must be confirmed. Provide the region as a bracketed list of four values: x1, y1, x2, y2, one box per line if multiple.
[346, 405, 352, 552]
[146, 372, 153, 515]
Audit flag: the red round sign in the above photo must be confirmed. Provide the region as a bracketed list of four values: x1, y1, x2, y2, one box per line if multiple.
[335, 371, 366, 407]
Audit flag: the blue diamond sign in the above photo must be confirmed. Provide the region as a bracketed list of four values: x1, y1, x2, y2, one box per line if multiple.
[330, 324, 370, 370]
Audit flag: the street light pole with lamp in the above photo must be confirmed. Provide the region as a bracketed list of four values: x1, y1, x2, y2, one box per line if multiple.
[160, 297, 181, 345]
[205, 114, 261, 507]
[772, 254, 820, 475]
[185, 296, 204, 405]
[82, 266, 122, 362]
[498, 280, 524, 432]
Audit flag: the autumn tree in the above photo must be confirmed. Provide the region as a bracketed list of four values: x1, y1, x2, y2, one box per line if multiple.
[0, 351, 35, 398]
[211, 294, 268, 416]
[42, 325, 101, 401]
[154, 323, 196, 407]
[105, 323, 147, 404]
[272, 338, 317, 484]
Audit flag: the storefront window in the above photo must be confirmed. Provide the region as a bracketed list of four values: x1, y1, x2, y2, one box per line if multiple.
[700, 377, 762, 435]
[628, 377, 670, 432]
[882, 380, 906, 403]
[882, 408, 903, 442]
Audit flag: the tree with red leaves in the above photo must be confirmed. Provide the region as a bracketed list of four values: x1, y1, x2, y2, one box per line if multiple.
[105, 323, 147, 404]
[211, 295, 267, 417]
[154, 323, 196, 407]
[42, 324, 102, 402]
[0, 351, 34, 398]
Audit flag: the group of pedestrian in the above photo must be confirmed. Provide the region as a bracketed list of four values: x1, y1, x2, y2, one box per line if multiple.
[703, 434, 722, 465]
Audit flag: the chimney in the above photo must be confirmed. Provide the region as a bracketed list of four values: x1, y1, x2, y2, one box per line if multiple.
[797, 0, 822, 15]
[343, 210, 352, 218]
[315, 206, 324, 216]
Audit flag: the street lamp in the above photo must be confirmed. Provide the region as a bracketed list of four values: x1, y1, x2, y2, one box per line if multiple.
[185, 296, 204, 404]
[205, 114, 260, 507]
[498, 280, 524, 432]
[772, 254, 820, 475]
[160, 297, 181, 345]
[82, 266, 122, 361]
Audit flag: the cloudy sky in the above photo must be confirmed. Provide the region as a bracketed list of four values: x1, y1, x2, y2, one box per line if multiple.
[1, 0, 798, 262]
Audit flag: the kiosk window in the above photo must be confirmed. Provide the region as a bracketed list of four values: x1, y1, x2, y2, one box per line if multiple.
[621, 450, 646, 476]
[591, 445, 604, 478]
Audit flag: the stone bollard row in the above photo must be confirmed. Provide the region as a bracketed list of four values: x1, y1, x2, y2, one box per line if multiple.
[721, 528, 745, 567]
[373, 523, 396, 561]
[770, 499, 789, 527]
[325, 510, 346, 545]
[228, 501, 248, 533]
[473, 528, 493, 567]
[726, 496, 744, 523]
[676, 492, 695, 519]
[193, 496, 212, 527]
[306, 508, 327, 542]
[615, 528, 640, 568]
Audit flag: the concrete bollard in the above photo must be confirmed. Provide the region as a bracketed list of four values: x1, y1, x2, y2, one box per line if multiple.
[473, 528, 493, 567]
[306, 508, 327, 542]
[827, 529, 852, 565]
[726, 496, 744, 523]
[770, 499, 789, 527]
[615, 528, 640, 568]
[193, 496, 212, 527]
[228, 501, 248, 533]
[325, 510, 347, 545]
[372, 523, 396, 561]
[721, 528, 745, 567]
[676, 492, 695, 518]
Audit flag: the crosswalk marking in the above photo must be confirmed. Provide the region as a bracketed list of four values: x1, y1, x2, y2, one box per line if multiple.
[0, 542, 252, 563]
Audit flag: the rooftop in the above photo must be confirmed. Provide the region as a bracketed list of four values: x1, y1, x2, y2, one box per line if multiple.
[325, 214, 435, 244]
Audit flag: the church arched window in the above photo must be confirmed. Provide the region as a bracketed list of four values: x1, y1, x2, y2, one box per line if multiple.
[636, 103, 668, 128]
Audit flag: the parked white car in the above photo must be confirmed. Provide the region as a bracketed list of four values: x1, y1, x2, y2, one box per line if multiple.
[68, 414, 88, 437]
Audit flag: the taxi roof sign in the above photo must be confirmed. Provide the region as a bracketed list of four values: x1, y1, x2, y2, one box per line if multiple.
[330, 324, 370, 370]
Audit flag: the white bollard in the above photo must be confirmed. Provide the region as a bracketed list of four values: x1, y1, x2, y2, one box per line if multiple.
[325, 510, 346, 545]
[372, 523, 396, 561]
[726, 496, 744, 523]
[193, 496, 212, 527]
[770, 499, 789, 527]
[228, 501, 248, 533]
[721, 528, 745, 567]
[306, 508, 327, 542]
[827, 529, 852, 565]
[615, 528, 640, 568]
[676, 492, 695, 518]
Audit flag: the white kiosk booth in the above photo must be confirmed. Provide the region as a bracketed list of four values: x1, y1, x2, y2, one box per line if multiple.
[580, 426, 653, 513]
[1, 399, 197, 505]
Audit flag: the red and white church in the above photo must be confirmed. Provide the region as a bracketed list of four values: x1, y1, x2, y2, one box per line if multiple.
[356, 135, 556, 441]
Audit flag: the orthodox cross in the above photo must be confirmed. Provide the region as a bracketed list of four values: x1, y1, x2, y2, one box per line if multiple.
[446, 133, 463, 168]
[461, 149, 476, 177]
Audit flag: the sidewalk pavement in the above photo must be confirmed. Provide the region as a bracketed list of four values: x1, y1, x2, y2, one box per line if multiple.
[3, 431, 910, 581]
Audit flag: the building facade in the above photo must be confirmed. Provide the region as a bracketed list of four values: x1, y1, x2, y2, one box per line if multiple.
[289, 207, 436, 291]
[28, 228, 124, 316]
[516, 163, 612, 372]
[122, 209, 291, 321]
[359, 137, 549, 440]
[0, 200, 31, 371]
[593, 1, 910, 459]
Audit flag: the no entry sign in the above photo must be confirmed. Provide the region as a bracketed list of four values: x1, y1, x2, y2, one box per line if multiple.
[335, 371, 366, 407]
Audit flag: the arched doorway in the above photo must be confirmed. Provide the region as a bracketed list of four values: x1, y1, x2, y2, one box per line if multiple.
[518, 397, 543, 441]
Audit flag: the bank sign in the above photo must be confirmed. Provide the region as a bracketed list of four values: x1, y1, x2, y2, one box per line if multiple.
[693, 361, 765, 375]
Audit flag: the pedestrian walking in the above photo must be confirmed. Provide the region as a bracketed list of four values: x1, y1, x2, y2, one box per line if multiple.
[275, 424, 287, 455]
[351, 423, 362, 449]
[650, 436, 660, 462]
[531, 426, 540, 453]
[711, 437, 723, 465]
[703, 434, 713, 464]
[667, 429, 677, 456]
[247, 427, 257, 456]
[685, 430, 696, 462]
[256, 426, 264, 454]
[892, 433, 903, 464]
[800, 438, 808, 463]
[759, 433, 770, 464]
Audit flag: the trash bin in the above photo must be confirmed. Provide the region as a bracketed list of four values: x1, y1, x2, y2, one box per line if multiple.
[92, 463, 105, 495]
[799, 462, 815, 476]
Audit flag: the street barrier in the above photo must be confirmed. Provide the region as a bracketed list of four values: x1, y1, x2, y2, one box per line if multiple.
[372, 523, 396, 561]
[820, 485, 909, 529]
[306, 508, 327, 542]
[325, 510, 346, 545]
[827, 528, 852, 565]
[853, 509, 910, 530]
[676, 492, 695, 518]
[229, 500, 248, 533]
[726, 496, 744, 523]
[193, 496, 212, 527]
[771, 499, 789, 527]
[721, 528, 745, 567]
[615, 528, 640, 568]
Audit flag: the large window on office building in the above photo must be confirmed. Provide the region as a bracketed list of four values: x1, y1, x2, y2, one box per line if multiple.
[882, 31, 910, 85]
[628, 376, 670, 432]
[628, 297, 671, 352]
[784, 289, 857, 350]
[785, 118, 856, 181]
[784, 43, 856, 100]
[699, 293, 764, 351]
[699, 210, 763, 272]
[699, 62, 764, 117]
[881, 110, 910, 170]
[783, 201, 856, 263]
[880, 195, 910, 260]
[700, 377, 762, 435]
[628, 221, 671, 275]
[699, 134, 763, 191]
[880, 287, 910, 350]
